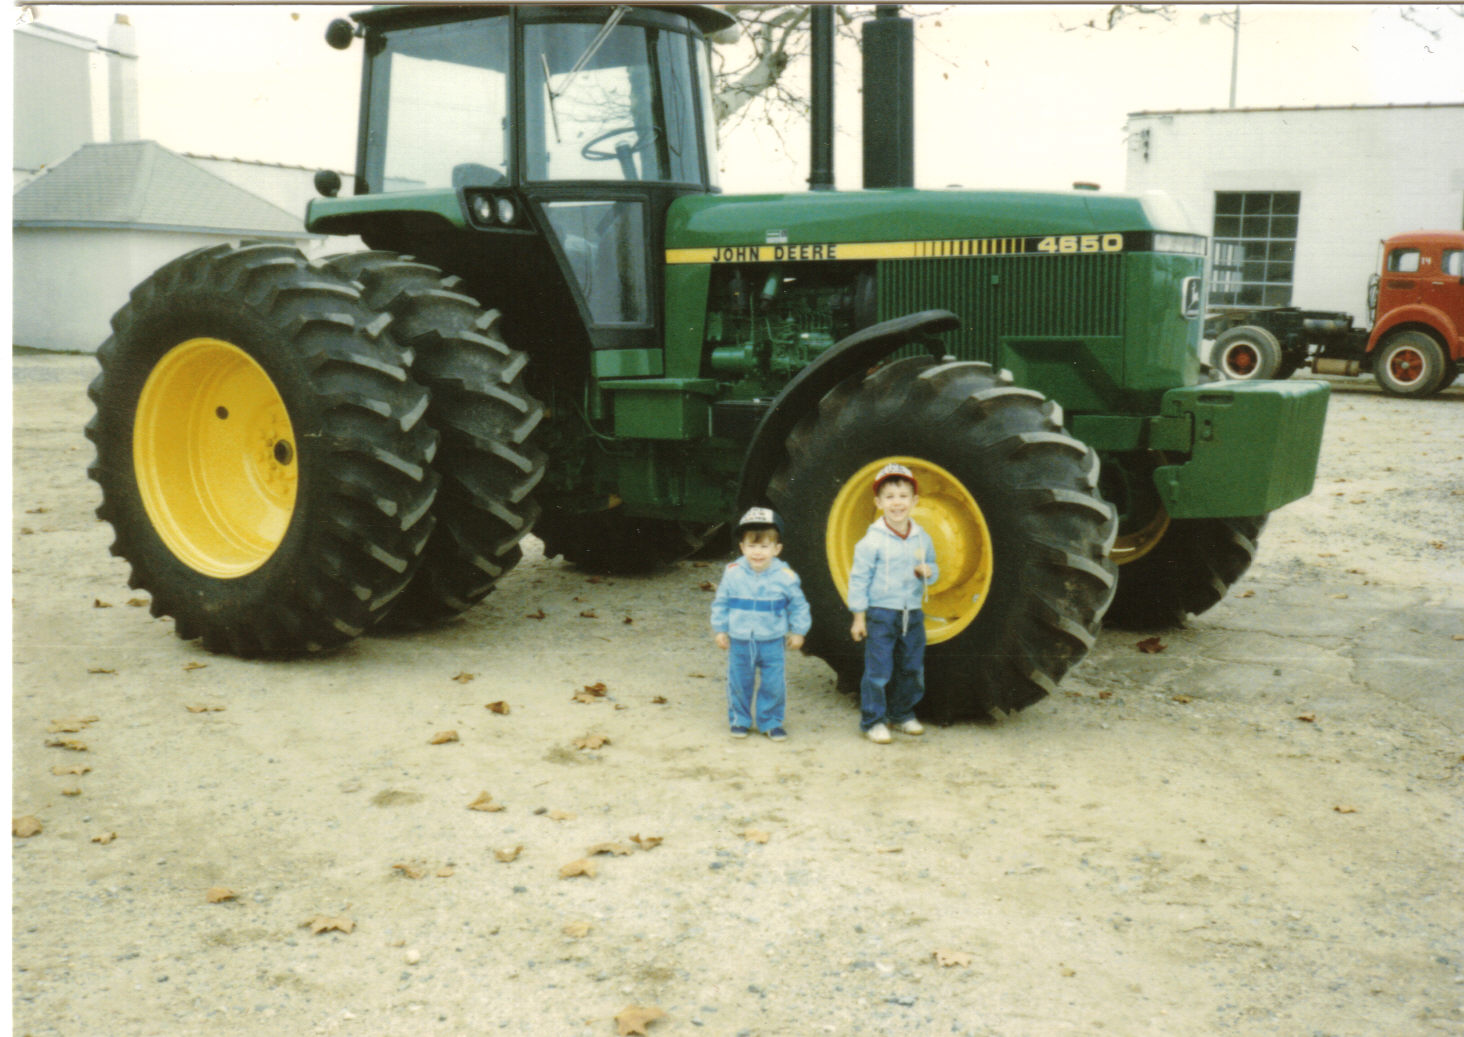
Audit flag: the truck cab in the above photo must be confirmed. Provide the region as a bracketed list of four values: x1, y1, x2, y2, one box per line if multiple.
[1368, 230, 1464, 393]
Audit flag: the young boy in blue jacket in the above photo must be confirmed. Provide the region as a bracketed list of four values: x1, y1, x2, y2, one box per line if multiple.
[711, 507, 812, 742]
[848, 463, 939, 744]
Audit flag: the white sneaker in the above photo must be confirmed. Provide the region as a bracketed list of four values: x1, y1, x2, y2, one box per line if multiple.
[865, 723, 892, 744]
[896, 719, 925, 736]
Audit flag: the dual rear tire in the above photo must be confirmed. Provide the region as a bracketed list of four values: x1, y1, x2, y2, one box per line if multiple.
[87, 243, 543, 654]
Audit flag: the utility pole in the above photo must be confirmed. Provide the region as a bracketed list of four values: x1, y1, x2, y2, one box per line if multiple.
[1227, 5, 1240, 108]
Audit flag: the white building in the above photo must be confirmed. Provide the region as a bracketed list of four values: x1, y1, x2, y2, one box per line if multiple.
[1124, 104, 1464, 321]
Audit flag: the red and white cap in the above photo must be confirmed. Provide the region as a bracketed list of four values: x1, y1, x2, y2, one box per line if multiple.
[872, 462, 917, 494]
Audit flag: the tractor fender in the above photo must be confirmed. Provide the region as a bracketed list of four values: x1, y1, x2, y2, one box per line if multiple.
[1368, 304, 1459, 357]
[736, 309, 960, 510]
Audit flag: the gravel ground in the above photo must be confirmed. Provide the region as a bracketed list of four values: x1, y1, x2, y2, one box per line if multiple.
[11, 353, 1464, 1036]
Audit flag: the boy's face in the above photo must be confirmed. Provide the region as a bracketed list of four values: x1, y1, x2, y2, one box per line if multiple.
[874, 479, 918, 527]
[739, 530, 782, 571]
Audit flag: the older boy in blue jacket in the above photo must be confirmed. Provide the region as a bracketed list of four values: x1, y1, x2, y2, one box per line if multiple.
[848, 464, 939, 744]
[711, 507, 812, 742]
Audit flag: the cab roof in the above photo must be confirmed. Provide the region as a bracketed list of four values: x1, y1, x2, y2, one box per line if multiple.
[351, 4, 737, 37]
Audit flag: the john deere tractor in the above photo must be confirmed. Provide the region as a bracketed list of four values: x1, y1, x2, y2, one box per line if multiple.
[87, 5, 1329, 720]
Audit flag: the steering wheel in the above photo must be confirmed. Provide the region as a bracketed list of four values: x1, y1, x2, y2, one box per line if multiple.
[580, 125, 657, 161]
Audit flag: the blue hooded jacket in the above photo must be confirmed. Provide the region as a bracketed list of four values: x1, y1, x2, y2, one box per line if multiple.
[846, 518, 939, 613]
[710, 556, 812, 641]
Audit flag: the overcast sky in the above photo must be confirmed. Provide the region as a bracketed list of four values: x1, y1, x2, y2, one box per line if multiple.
[14, 3, 1464, 194]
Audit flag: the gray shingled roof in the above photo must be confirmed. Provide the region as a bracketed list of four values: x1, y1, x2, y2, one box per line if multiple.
[13, 140, 310, 236]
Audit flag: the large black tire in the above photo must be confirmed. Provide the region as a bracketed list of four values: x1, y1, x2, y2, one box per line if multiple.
[86, 242, 439, 655]
[323, 253, 546, 628]
[535, 508, 716, 574]
[767, 357, 1117, 720]
[1104, 514, 1267, 628]
[1373, 329, 1449, 397]
[1214, 325, 1283, 380]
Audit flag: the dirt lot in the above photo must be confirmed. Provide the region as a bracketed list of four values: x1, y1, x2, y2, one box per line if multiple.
[10, 352, 1464, 1036]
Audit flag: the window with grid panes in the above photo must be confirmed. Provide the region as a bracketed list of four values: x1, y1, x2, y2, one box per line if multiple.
[1210, 192, 1300, 308]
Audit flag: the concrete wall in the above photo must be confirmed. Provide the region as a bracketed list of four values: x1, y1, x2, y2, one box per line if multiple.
[1124, 106, 1464, 318]
[13, 228, 254, 352]
[13, 25, 96, 175]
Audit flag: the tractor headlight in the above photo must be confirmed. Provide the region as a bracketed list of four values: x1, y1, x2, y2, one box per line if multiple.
[470, 194, 495, 224]
[494, 197, 516, 225]
[1153, 233, 1207, 256]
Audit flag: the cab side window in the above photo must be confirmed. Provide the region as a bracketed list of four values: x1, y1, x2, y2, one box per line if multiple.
[1387, 248, 1421, 274]
[1444, 250, 1463, 277]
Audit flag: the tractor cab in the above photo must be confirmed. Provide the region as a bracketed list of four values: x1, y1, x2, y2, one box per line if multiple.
[312, 4, 731, 353]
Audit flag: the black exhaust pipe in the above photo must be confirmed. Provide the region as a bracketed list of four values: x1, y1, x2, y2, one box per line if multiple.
[808, 5, 835, 191]
[862, 5, 914, 189]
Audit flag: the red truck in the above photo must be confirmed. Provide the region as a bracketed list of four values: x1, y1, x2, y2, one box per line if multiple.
[1208, 230, 1464, 397]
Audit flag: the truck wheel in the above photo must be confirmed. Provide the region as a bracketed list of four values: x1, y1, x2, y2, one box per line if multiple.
[1104, 513, 1267, 628]
[1374, 330, 1448, 397]
[535, 508, 715, 574]
[324, 253, 546, 628]
[1214, 325, 1282, 380]
[768, 357, 1117, 720]
[85, 242, 439, 655]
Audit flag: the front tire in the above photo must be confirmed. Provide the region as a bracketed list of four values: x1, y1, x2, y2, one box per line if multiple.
[324, 253, 546, 628]
[768, 357, 1117, 720]
[1214, 325, 1283, 380]
[1373, 330, 1448, 397]
[1104, 514, 1267, 628]
[86, 243, 439, 655]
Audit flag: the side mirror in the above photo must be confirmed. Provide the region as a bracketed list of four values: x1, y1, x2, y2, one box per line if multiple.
[314, 169, 342, 198]
[325, 18, 355, 50]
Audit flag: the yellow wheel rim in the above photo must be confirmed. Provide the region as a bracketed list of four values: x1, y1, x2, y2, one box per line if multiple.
[1111, 502, 1170, 565]
[826, 456, 993, 645]
[133, 338, 297, 578]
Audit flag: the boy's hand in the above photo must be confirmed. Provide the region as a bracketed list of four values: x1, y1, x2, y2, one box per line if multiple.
[714, 632, 730, 650]
[786, 633, 804, 651]
[850, 614, 866, 642]
[914, 563, 931, 579]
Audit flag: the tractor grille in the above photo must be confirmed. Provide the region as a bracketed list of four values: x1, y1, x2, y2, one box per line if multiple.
[877, 253, 1126, 363]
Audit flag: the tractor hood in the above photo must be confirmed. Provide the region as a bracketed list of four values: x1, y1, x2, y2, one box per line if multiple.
[664, 189, 1204, 258]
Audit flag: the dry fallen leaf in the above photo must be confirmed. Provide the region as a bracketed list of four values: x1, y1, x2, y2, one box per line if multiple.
[579, 609, 598, 619]
[93, 598, 113, 609]
[1097, 690, 1114, 700]
[875, 846, 904, 854]
[52, 764, 90, 776]
[631, 834, 663, 851]
[494, 845, 523, 863]
[46, 739, 88, 751]
[1334, 805, 1359, 814]
[559, 858, 598, 879]
[302, 914, 355, 935]
[587, 576, 604, 584]
[743, 829, 771, 844]
[623, 616, 634, 625]
[485, 701, 510, 715]
[1297, 714, 1317, 723]
[934, 948, 973, 968]
[563, 920, 592, 938]
[87, 667, 116, 675]
[616, 1005, 667, 1036]
[651, 696, 667, 705]
[1136, 636, 1166, 654]
[571, 691, 602, 704]
[91, 831, 117, 845]
[61, 787, 81, 797]
[451, 672, 475, 684]
[429, 730, 460, 745]
[698, 581, 715, 592]
[526, 608, 547, 620]
[547, 809, 576, 822]
[588, 842, 635, 857]
[1171, 695, 1193, 704]
[206, 887, 237, 903]
[468, 792, 505, 813]
[574, 734, 610, 750]
[13, 816, 43, 838]
[1429, 540, 1446, 550]
[1330, 593, 1349, 600]
[126, 597, 149, 607]
[185, 704, 225, 713]
[183, 661, 207, 672]
[435, 866, 454, 878]
[1237, 589, 1255, 598]
[393, 863, 424, 879]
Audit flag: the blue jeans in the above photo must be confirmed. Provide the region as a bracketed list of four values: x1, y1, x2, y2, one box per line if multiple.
[727, 638, 786, 731]
[860, 607, 925, 731]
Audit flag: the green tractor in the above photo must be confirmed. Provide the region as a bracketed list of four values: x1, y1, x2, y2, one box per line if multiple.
[86, 4, 1329, 720]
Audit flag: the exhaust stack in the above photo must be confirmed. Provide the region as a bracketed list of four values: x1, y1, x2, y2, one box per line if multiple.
[808, 5, 835, 191]
[862, 5, 914, 189]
